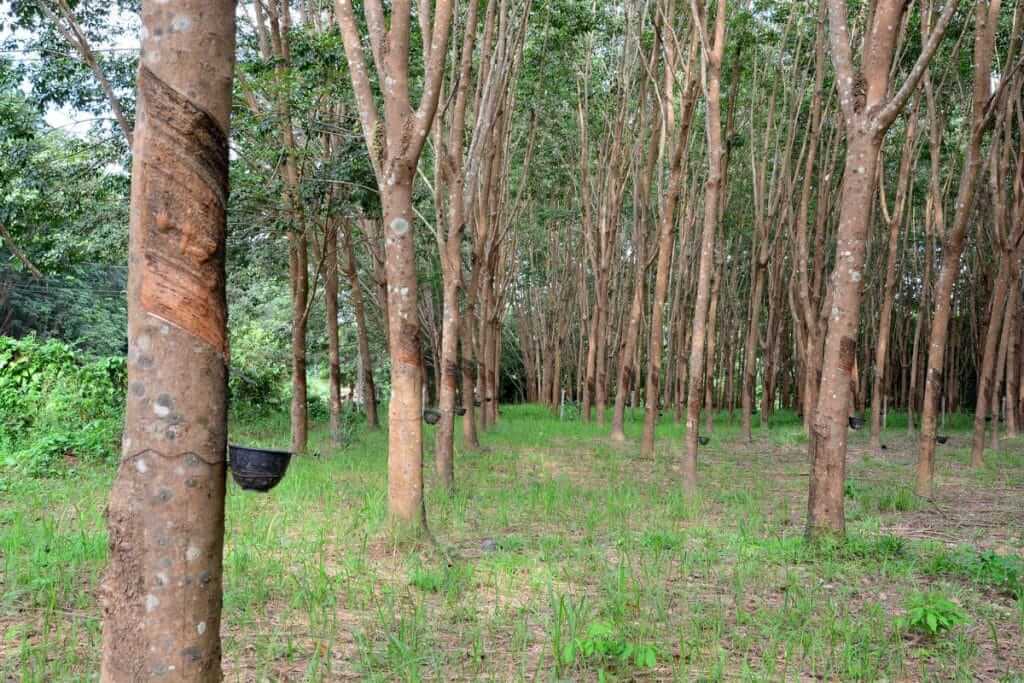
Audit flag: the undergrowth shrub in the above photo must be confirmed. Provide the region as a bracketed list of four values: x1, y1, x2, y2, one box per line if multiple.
[754, 533, 907, 564]
[895, 590, 968, 636]
[845, 479, 921, 513]
[228, 323, 289, 414]
[0, 336, 125, 476]
[924, 547, 1024, 599]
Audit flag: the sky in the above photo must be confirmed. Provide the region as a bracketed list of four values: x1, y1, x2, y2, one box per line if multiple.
[1, 7, 139, 136]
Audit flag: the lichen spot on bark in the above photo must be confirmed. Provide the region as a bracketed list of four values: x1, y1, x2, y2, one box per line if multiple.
[390, 217, 410, 236]
[145, 594, 160, 613]
[154, 400, 171, 418]
[171, 15, 191, 32]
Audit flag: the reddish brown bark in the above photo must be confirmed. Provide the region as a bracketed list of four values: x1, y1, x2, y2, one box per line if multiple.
[916, 0, 1003, 497]
[434, 0, 480, 490]
[100, 1, 235, 679]
[870, 102, 920, 452]
[611, 74, 659, 442]
[343, 224, 379, 429]
[641, 10, 698, 456]
[683, 0, 728, 493]
[336, 0, 455, 531]
[325, 220, 343, 445]
[808, 0, 955, 537]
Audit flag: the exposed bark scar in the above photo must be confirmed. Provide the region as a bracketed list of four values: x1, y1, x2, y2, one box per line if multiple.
[137, 65, 229, 354]
[838, 336, 856, 373]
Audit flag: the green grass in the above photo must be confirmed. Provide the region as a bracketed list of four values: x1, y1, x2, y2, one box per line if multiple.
[1, 405, 1022, 680]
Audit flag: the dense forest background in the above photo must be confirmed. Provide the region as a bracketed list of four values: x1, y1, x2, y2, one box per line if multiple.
[3, 0, 1019, 428]
[3, 0, 1024, 679]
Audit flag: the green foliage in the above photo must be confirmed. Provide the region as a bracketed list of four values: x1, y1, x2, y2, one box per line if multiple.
[408, 561, 473, 602]
[228, 323, 290, 414]
[924, 547, 1024, 599]
[821, 533, 907, 562]
[758, 533, 907, 565]
[845, 479, 921, 513]
[638, 530, 683, 553]
[8, 423, 118, 478]
[0, 336, 124, 476]
[560, 620, 658, 671]
[548, 593, 657, 675]
[895, 591, 968, 636]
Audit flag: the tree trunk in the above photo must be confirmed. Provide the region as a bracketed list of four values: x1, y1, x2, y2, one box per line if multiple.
[435, 277, 459, 490]
[343, 224, 379, 429]
[1006, 288, 1021, 437]
[383, 180, 428, 531]
[808, 0, 955, 533]
[991, 291, 1013, 450]
[582, 292, 598, 421]
[289, 231, 309, 454]
[703, 262, 722, 435]
[325, 220, 343, 446]
[100, 1, 235, 679]
[807, 134, 880, 538]
[970, 262, 1010, 467]
[683, 0, 726, 493]
[461, 337, 480, 448]
[915, 0, 1001, 497]
[907, 232, 930, 433]
[741, 252, 766, 441]
[870, 106, 919, 452]
[611, 258, 646, 441]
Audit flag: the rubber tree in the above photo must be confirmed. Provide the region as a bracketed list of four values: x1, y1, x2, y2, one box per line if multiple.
[869, 100, 921, 453]
[915, 0, 1009, 497]
[640, 3, 699, 457]
[324, 217, 344, 445]
[611, 66, 659, 443]
[806, 0, 955, 538]
[335, 0, 454, 531]
[100, 1, 236, 679]
[252, 0, 313, 455]
[970, 110, 1024, 466]
[342, 223, 380, 429]
[683, 0, 728, 494]
[434, 0, 480, 491]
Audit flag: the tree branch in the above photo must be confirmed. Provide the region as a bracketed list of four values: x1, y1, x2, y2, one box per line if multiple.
[875, 0, 960, 130]
[0, 222, 43, 279]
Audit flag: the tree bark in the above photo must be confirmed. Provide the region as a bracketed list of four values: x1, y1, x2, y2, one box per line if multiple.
[289, 231, 309, 454]
[100, 1, 235, 679]
[325, 220, 343, 446]
[434, 0, 479, 490]
[683, 0, 727, 494]
[807, 0, 954, 536]
[807, 135, 881, 537]
[335, 0, 455, 532]
[916, 0, 1002, 497]
[741, 243, 766, 441]
[1006, 287, 1021, 437]
[870, 103, 919, 451]
[343, 224, 379, 429]
[611, 261, 646, 442]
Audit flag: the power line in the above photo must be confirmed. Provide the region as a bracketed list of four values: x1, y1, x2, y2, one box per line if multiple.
[4, 282, 127, 296]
